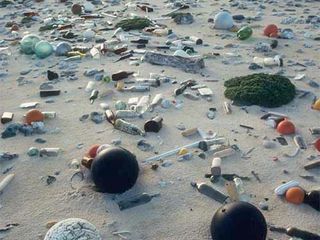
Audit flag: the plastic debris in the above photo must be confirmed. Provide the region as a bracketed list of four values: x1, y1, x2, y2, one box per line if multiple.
[143, 52, 205, 73]
[192, 182, 228, 203]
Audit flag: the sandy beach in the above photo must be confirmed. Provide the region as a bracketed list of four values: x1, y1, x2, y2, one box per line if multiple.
[0, 0, 320, 239]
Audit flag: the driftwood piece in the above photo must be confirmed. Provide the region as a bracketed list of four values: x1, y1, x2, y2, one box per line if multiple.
[143, 52, 205, 73]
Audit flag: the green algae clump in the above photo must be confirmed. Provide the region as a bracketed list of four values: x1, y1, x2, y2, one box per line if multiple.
[224, 73, 296, 107]
[115, 17, 152, 31]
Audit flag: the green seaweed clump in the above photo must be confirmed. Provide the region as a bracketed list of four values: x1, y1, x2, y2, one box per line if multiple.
[224, 73, 296, 108]
[0, 0, 13, 8]
[115, 17, 152, 31]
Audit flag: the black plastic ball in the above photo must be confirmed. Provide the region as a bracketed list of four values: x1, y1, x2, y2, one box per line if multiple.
[303, 190, 320, 211]
[91, 147, 139, 193]
[211, 201, 267, 240]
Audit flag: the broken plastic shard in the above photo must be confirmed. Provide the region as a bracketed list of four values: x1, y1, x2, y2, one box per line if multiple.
[293, 135, 307, 150]
[117, 193, 160, 211]
[19, 102, 39, 109]
[137, 139, 154, 152]
[40, 148, 60, 157]
[198, 88, 213, 96]
[90, 112, 105, 124]
[0, 152, 18, 162]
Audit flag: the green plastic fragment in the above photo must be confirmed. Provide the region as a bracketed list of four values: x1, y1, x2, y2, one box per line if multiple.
[21, 17, 33, 24]
[39, 24, 57, 32]
[103, 76, 111, 83]
[115, 17, 152, 31]
[237, 26, 253, 40]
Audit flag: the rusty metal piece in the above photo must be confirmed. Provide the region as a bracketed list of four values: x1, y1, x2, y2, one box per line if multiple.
[81, 156, 93, 169]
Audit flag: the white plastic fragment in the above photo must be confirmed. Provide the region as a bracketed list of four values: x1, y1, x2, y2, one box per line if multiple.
[40, 148, 61, 157]
[223, 102, 232, 114]
[197, 128, 217, 140]
[274, 180, 299, 196]
[262, 140, 276, 149]
[234, 177, 250, 202]
[85, 81, 96, 92]
[128, 97, 139, 106]
[225, 181, 239, 201]
[211, 157, 221, 177]
[69, 159, 80, 169]
[20, 102, 39, 109]
[42, 111, 56, 119]
[181, 127, 198, 137]
[213, 148, 236, 158]
[135, 95, 150, 114]
[294, 74, 305, 80]
[90, 47, 100, 59]
[0, 173, 15, 194]
[268, 111, 288, 118]
[149, 93, 163, 111]
[173, 50, 190, 58]
[283, 147, 300, 158]
[265, 119, 277, 128]
[198, 87, 213, 96]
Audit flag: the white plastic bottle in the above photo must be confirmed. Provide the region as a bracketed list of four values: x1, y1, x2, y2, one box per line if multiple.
[211, 157, 221, 177]
[135, 95, 150, 114]
[85, 81, 95, 92]
[234, 177, 250, 202]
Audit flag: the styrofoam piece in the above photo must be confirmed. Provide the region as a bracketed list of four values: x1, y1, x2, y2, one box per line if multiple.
[274, 180, 299, 196]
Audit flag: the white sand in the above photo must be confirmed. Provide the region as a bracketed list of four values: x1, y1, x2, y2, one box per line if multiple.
[0, 0, 320, 239]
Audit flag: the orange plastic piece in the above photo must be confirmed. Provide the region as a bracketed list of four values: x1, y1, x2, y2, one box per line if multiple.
[312, 99, 320, 110]
[276, 119, 295, 135]
[285, 187, 305, 204]
[263, 24, 278, 38]
[314, 139, 320, 152]
[25, 109, 44, 125]
[87, 144, 100, 158]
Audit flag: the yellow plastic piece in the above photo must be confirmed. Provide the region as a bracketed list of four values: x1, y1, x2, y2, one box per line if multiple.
[313, 99, 320, 110]
[178, 148, 188, 155]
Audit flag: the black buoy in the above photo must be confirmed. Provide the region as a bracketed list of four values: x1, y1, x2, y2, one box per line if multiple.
[303, 190, 320, 211]
[91, 147, 139, 193]
[211, 201, 267, 240]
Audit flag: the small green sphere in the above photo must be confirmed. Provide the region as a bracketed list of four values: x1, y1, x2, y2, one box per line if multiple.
[34, 40, 54, 59]
[20, 34, 41, 54]
[237, 26, 253, 40]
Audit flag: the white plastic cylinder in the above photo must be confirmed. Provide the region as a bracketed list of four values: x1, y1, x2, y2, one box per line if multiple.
[211, 157, 222, 177]
[85, 81, 95, 92]
[135, 95, 150, 114]
[213, 148, 236, 158]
